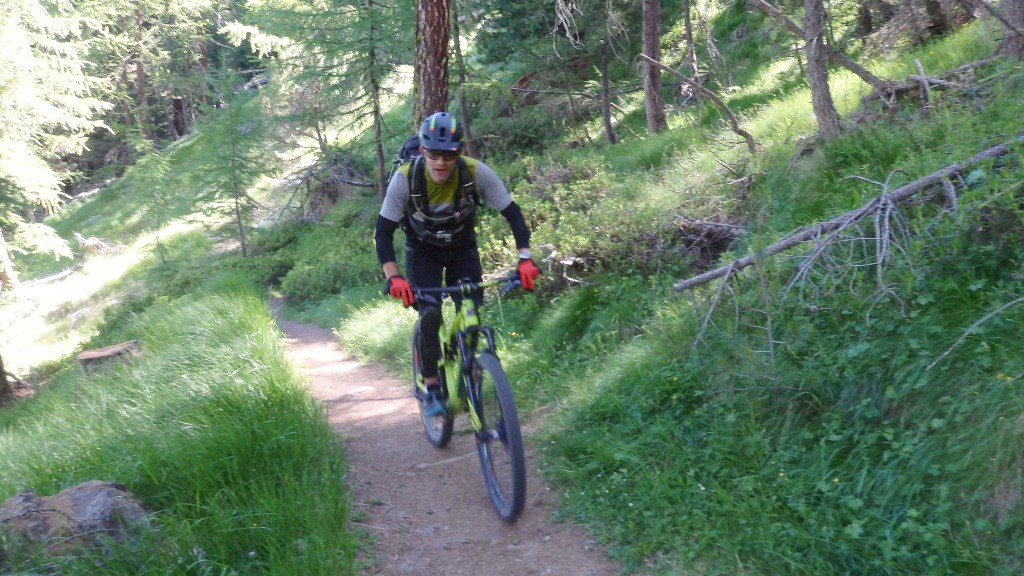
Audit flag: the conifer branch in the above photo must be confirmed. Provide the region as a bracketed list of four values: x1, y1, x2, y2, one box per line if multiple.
[927, 297, 1024, 371]
[640, 53, 758, 153]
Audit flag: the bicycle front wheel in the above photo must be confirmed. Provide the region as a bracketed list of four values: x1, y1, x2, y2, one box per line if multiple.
[412, 320, 453, 447]
[471, 352, 526, 522]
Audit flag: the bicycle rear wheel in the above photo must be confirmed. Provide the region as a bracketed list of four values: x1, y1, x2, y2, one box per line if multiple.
[471, 352, 526, 522]
[412, 320, 453, 447]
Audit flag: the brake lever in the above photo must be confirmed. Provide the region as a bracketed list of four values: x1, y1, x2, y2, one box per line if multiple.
[500, 278, 522, 295]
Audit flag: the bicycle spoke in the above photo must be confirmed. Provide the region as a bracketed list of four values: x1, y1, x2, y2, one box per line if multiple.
[472, 352, 526, 522]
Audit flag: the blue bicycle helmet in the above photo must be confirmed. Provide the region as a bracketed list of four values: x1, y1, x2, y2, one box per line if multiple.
[418, 112, 463, 152]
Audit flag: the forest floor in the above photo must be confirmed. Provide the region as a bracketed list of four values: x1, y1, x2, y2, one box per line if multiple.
[273, 302, 622, 576]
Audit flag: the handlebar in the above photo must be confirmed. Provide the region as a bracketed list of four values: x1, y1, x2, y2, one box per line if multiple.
[411, 272, 522, 301]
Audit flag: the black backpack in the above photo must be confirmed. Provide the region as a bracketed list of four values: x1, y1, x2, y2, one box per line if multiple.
[386, 134, 422, 186]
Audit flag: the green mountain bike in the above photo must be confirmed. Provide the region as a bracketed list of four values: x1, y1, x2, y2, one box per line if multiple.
[409, 275, 526, 522]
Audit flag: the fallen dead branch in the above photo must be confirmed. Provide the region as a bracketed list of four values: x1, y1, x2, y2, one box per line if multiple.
[673, 134, 1024, 291]
[861, 58, 997, 104]
[972, 0, 1024, 41]
[749, 0, 895, 100]
[640, 53, 759, 154]
[926, 296, 1024, 370]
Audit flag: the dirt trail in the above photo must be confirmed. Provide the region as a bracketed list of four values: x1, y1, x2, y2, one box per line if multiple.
[273, 307, 620, 576]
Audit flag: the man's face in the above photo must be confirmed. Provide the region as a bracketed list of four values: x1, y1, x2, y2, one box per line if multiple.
[420, 147, 460, 184]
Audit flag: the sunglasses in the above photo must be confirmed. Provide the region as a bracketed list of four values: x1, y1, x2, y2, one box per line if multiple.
[421, 148, 460, 161]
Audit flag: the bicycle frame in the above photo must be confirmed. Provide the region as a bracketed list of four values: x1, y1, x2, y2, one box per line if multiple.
[413, 276, 516, 428]
[407, 273, 528, 521]
[439, 301, 494, 431]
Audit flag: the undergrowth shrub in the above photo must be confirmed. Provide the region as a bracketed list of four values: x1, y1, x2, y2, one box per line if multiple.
[243, 199, 379, 305]
[543, 167, 1024, 574]
[482, 156, 693, 279]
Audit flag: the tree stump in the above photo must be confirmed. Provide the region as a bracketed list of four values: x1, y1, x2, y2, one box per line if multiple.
[75, 340, 141, 374]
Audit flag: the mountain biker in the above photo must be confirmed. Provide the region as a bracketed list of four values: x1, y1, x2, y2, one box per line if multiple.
[375, 111, 541, 416]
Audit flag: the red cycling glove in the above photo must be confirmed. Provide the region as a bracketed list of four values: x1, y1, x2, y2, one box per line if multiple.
[386, 275, 414, 307]
[518, 259, 541, 290]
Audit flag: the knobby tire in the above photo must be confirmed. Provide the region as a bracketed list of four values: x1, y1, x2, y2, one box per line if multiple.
[472, 352, 526, 522]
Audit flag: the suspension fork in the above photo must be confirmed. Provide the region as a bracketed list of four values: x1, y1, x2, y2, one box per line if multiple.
[455, 324, 498, 432]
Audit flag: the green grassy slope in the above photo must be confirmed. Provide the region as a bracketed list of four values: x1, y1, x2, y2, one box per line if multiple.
[2, 11, 1022, 576]
[1, 275, 354, 574]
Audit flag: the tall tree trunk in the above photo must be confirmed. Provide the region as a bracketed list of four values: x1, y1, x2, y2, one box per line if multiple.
[901, 0, 927, 43]
[365, 0, 388, 198]
[0, 230, 20, 290]
[415, 0, 451, 126]
[235, 202, 247, 257]
[955, 0, 977, 22]
[171, 98, 186, 138]
[750, 0, 894, 98]
[232, 139, 248, 257]
[857, 2, 874, 38]
[134, 10, 152, 139]
[804, 0, 842, 139]
[451, 1, 476, 157]
[0, 350, 12, 406]
[120, 63, 135, 128]
[600, 38, 617, 145]
[642, 54, 758, 153]
[642, 0, 667, 134]
[923, 0, 950, 35]
[682, 0, 700, 95]
[1000, 0, 1024, 57]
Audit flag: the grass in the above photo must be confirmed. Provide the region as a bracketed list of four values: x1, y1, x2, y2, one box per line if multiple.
[0, 273, 354, 574]
[4, 8, 1023, 576]
[322, 20, 1024, 576]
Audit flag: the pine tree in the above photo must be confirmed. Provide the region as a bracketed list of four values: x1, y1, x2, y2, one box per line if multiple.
[0, 0, 106, 285]
[197, 73, 270, 256]
[224, 0, 407, 198]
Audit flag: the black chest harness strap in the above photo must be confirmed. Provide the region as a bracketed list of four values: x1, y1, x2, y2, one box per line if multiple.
[405, 156, 479, 246]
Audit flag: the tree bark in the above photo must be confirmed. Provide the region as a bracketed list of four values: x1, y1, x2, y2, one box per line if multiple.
[365, 0, 388, 198]
[642, 0, 668, 134]
[0, 230, 20, 290]
[133, 10, 152, 139]
[804, 0, 843, 139]
[451, 1, 476, 157]
[642, 54, 758, 153]
[923, 0, 950, 35]
[749, 0, 894, 99]
[415, 0, 451, 125]
[600, 39, 617, 144]
[997, 0, 1024, 57]
[857, 2, 874, 37]
[682, 0, 700, 88]
[0, 351, 11, 405]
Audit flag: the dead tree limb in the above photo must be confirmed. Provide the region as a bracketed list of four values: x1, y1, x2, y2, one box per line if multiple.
[972, 0, 1024, 41]
[914, 59, 933, 111]
[640, 53, 759, 153]
[861, 57, 996, 104]
[926, 297, 1024, 370]
[749, 0, 895, 100]
[673, 134, 1024, 291]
